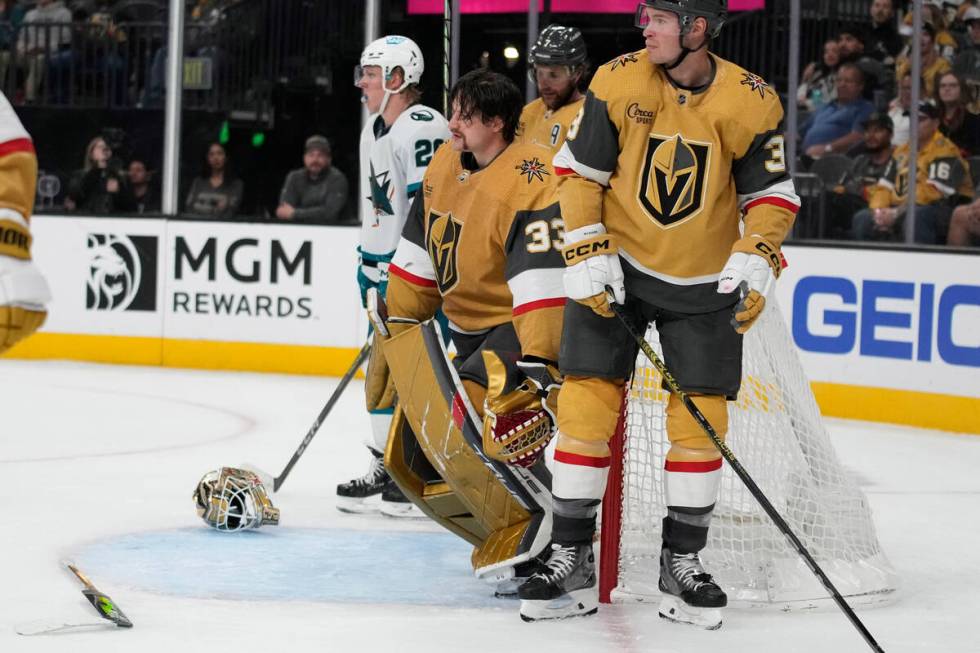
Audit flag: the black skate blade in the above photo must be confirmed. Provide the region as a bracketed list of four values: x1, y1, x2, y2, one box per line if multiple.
[520, 606, 597, 623]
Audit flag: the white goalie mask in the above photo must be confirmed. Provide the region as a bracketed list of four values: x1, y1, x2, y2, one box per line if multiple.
[193, 467, 280, 532]
[355, 35, 424, 114]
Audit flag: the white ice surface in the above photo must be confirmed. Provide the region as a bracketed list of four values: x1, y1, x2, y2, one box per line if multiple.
[1, 359, 978, 653]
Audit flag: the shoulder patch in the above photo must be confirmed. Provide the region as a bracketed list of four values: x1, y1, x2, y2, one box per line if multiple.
[516, 157, 550, 184]
[739, 72, 773, 99]
[411, 109, 434, 121]
[609, 52, 640, 71]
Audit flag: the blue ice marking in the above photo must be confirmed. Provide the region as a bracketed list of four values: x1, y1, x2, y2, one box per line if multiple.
[75, 528, 504, 608]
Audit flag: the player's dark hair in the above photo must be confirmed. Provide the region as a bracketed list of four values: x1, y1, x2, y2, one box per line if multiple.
[449, 69, 523, 143]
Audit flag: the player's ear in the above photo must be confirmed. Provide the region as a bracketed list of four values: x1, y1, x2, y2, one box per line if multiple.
[388, 66, 405, 91]
[488, 115, 505, 135]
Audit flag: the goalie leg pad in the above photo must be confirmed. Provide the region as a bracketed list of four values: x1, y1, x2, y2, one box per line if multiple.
[382, 320, 552, 577]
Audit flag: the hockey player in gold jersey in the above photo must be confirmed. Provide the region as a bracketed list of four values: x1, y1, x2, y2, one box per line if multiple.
[516, 24, 588, 154]
[518, 0, 800, 626]
[365, 70, 566, 593]
[0, 90, 50, 355]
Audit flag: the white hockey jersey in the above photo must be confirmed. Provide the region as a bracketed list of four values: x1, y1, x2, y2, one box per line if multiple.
[358, 104, 450, 284]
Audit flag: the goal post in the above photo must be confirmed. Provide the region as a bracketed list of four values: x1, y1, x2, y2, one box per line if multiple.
[598, 298, 899, 609]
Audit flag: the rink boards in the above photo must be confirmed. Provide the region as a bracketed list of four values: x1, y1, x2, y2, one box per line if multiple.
[5, 215, 978, 433]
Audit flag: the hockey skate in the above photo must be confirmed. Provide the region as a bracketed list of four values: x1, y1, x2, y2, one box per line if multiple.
[336, 450, 388, 513]
[658, 545, 727, 630]
[517, 543, 598, 621]
[490, 553, 550, 599]
[378, 480, 427, 519]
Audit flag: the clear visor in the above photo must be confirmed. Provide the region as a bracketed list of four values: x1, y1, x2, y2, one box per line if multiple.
[353, 64, 364, 87]
[635, 4, 682, 35]
[527, 64, 575, 85]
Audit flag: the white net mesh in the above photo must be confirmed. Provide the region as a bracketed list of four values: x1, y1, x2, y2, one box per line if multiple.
[609, 299, 899, 609]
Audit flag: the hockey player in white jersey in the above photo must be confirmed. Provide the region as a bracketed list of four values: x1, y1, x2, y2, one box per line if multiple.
[337, 35, 450, 517]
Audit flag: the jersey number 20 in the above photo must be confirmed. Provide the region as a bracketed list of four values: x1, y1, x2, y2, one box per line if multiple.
[415, 139, 445, 167]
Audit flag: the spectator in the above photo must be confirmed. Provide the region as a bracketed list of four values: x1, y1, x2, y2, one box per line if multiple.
[935, 71, 980, 155]
[853, 101, 973, 243]
[887, 71, 922, 146]
[184, 142, 242, 218]
[867, 0, 903, 65]
[900, 3, 960, 60]
[801, 63, 875, 159]
[896, 22, 952, 98]
[276, 135, 348, 225]
[117, 158, 159, 214]
[798, 39, 840, 111]
[65, 135, 128, 213]
[838, 24, 886, 97]
[826, 112, 895, 238]
[946, 197, 980, 245]
[952, 6, 980, 100]
[15, 0, 72, 103]
[0, 0, 27, 93]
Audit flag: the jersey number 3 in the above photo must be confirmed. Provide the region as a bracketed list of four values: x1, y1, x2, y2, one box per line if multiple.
[764, 135, 786, 173]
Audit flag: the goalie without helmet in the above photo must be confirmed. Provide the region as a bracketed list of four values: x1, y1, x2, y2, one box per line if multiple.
[193, 467, 280, 532]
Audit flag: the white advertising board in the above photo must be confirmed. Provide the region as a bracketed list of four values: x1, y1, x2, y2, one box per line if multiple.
[29, 216, 368, 348]
[778, 245, 979, 399]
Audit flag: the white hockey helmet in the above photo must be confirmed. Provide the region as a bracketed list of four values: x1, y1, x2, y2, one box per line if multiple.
[193, 467, 280, 532]
[357, 35, 424, 92]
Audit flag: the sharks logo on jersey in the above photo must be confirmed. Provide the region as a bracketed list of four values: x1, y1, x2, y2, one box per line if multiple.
[638, 133, 711, 228]
[368, 162, 395, 220]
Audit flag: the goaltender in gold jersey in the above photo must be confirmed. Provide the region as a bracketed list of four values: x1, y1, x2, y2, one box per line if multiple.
[364, 69, 566, 596]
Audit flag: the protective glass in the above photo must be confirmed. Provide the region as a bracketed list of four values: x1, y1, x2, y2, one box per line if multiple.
[634, 3, 682, 35]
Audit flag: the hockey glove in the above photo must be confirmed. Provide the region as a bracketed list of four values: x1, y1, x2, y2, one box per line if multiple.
[356, 247, 391, 308]
[717, 235, 781, 334]
[0, 253, 51, 355]
[482, 350, 562, 468]
[560, 223, 625, 318]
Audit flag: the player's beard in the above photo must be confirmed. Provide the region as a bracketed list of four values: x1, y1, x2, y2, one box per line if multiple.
[542, 83, 576, 111]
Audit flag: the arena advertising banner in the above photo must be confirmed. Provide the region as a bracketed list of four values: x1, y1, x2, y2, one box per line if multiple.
[407, 1, 764, 14]
[30, 217, 166, 337]
[163, 221, 364, 346]
[20, 216, 368, 373]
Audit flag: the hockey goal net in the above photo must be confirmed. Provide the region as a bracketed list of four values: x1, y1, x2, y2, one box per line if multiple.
[598, 298, 899, 609]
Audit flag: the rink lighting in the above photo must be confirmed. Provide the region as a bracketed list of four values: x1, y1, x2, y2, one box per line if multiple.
[503, 46, 520, 61]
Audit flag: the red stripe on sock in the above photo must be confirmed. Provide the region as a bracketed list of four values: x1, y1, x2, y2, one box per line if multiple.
[664, 458, 723, 473]
[513, 297, 565, 316]
[554, 450, 611, 468]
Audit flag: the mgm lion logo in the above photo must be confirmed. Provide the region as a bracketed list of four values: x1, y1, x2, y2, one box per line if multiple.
[426, 211, 463, 293]
[637, 133, 710, 228]
[86, 234, 157, 311]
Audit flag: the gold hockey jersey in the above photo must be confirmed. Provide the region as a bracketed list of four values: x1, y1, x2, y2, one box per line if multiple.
[554, 52, 799, 312]
[0, 91, 38, 261]
[869, 129, 973, 209]
[516, 97, 585, 154]
[388, 142, 566, 362]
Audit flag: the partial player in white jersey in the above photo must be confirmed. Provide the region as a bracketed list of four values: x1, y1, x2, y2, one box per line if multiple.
[338, 35, 449, 517]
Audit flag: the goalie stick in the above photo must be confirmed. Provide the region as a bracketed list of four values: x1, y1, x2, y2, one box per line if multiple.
[15, 561, 132, 636]
[604, 288, 885, 653]
[253, 342, 371, 492]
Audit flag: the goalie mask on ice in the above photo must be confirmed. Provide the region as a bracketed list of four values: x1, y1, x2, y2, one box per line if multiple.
[193, 467, 279, 532]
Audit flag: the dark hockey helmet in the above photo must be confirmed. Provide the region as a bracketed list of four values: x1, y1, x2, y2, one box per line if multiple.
[528, 24, 588, 68]
[635, 0, 728, 38]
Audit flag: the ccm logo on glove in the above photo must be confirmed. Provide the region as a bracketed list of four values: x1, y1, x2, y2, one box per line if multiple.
[562, 236, 615, 264]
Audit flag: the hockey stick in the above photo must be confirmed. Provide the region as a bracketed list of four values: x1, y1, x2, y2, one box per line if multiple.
[268, 341, 372, 492]
[604, 288, 885, 653]
[64, 561, 133, 629]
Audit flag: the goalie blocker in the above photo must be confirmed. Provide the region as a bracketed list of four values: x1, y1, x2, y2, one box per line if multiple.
[376, 314, 553, 583]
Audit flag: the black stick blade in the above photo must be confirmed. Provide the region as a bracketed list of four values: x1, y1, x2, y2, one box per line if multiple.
[81, 588, 133, 628]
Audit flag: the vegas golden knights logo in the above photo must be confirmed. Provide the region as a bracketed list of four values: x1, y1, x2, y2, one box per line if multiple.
[426, 210, 463, 293]
[638, 133, 710, 227]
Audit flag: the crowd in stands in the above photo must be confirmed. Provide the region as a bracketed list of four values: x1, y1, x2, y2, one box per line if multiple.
[50, 130, 350, 223]
[0, 0, 240, 107]
[797, 0, 980, 247]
